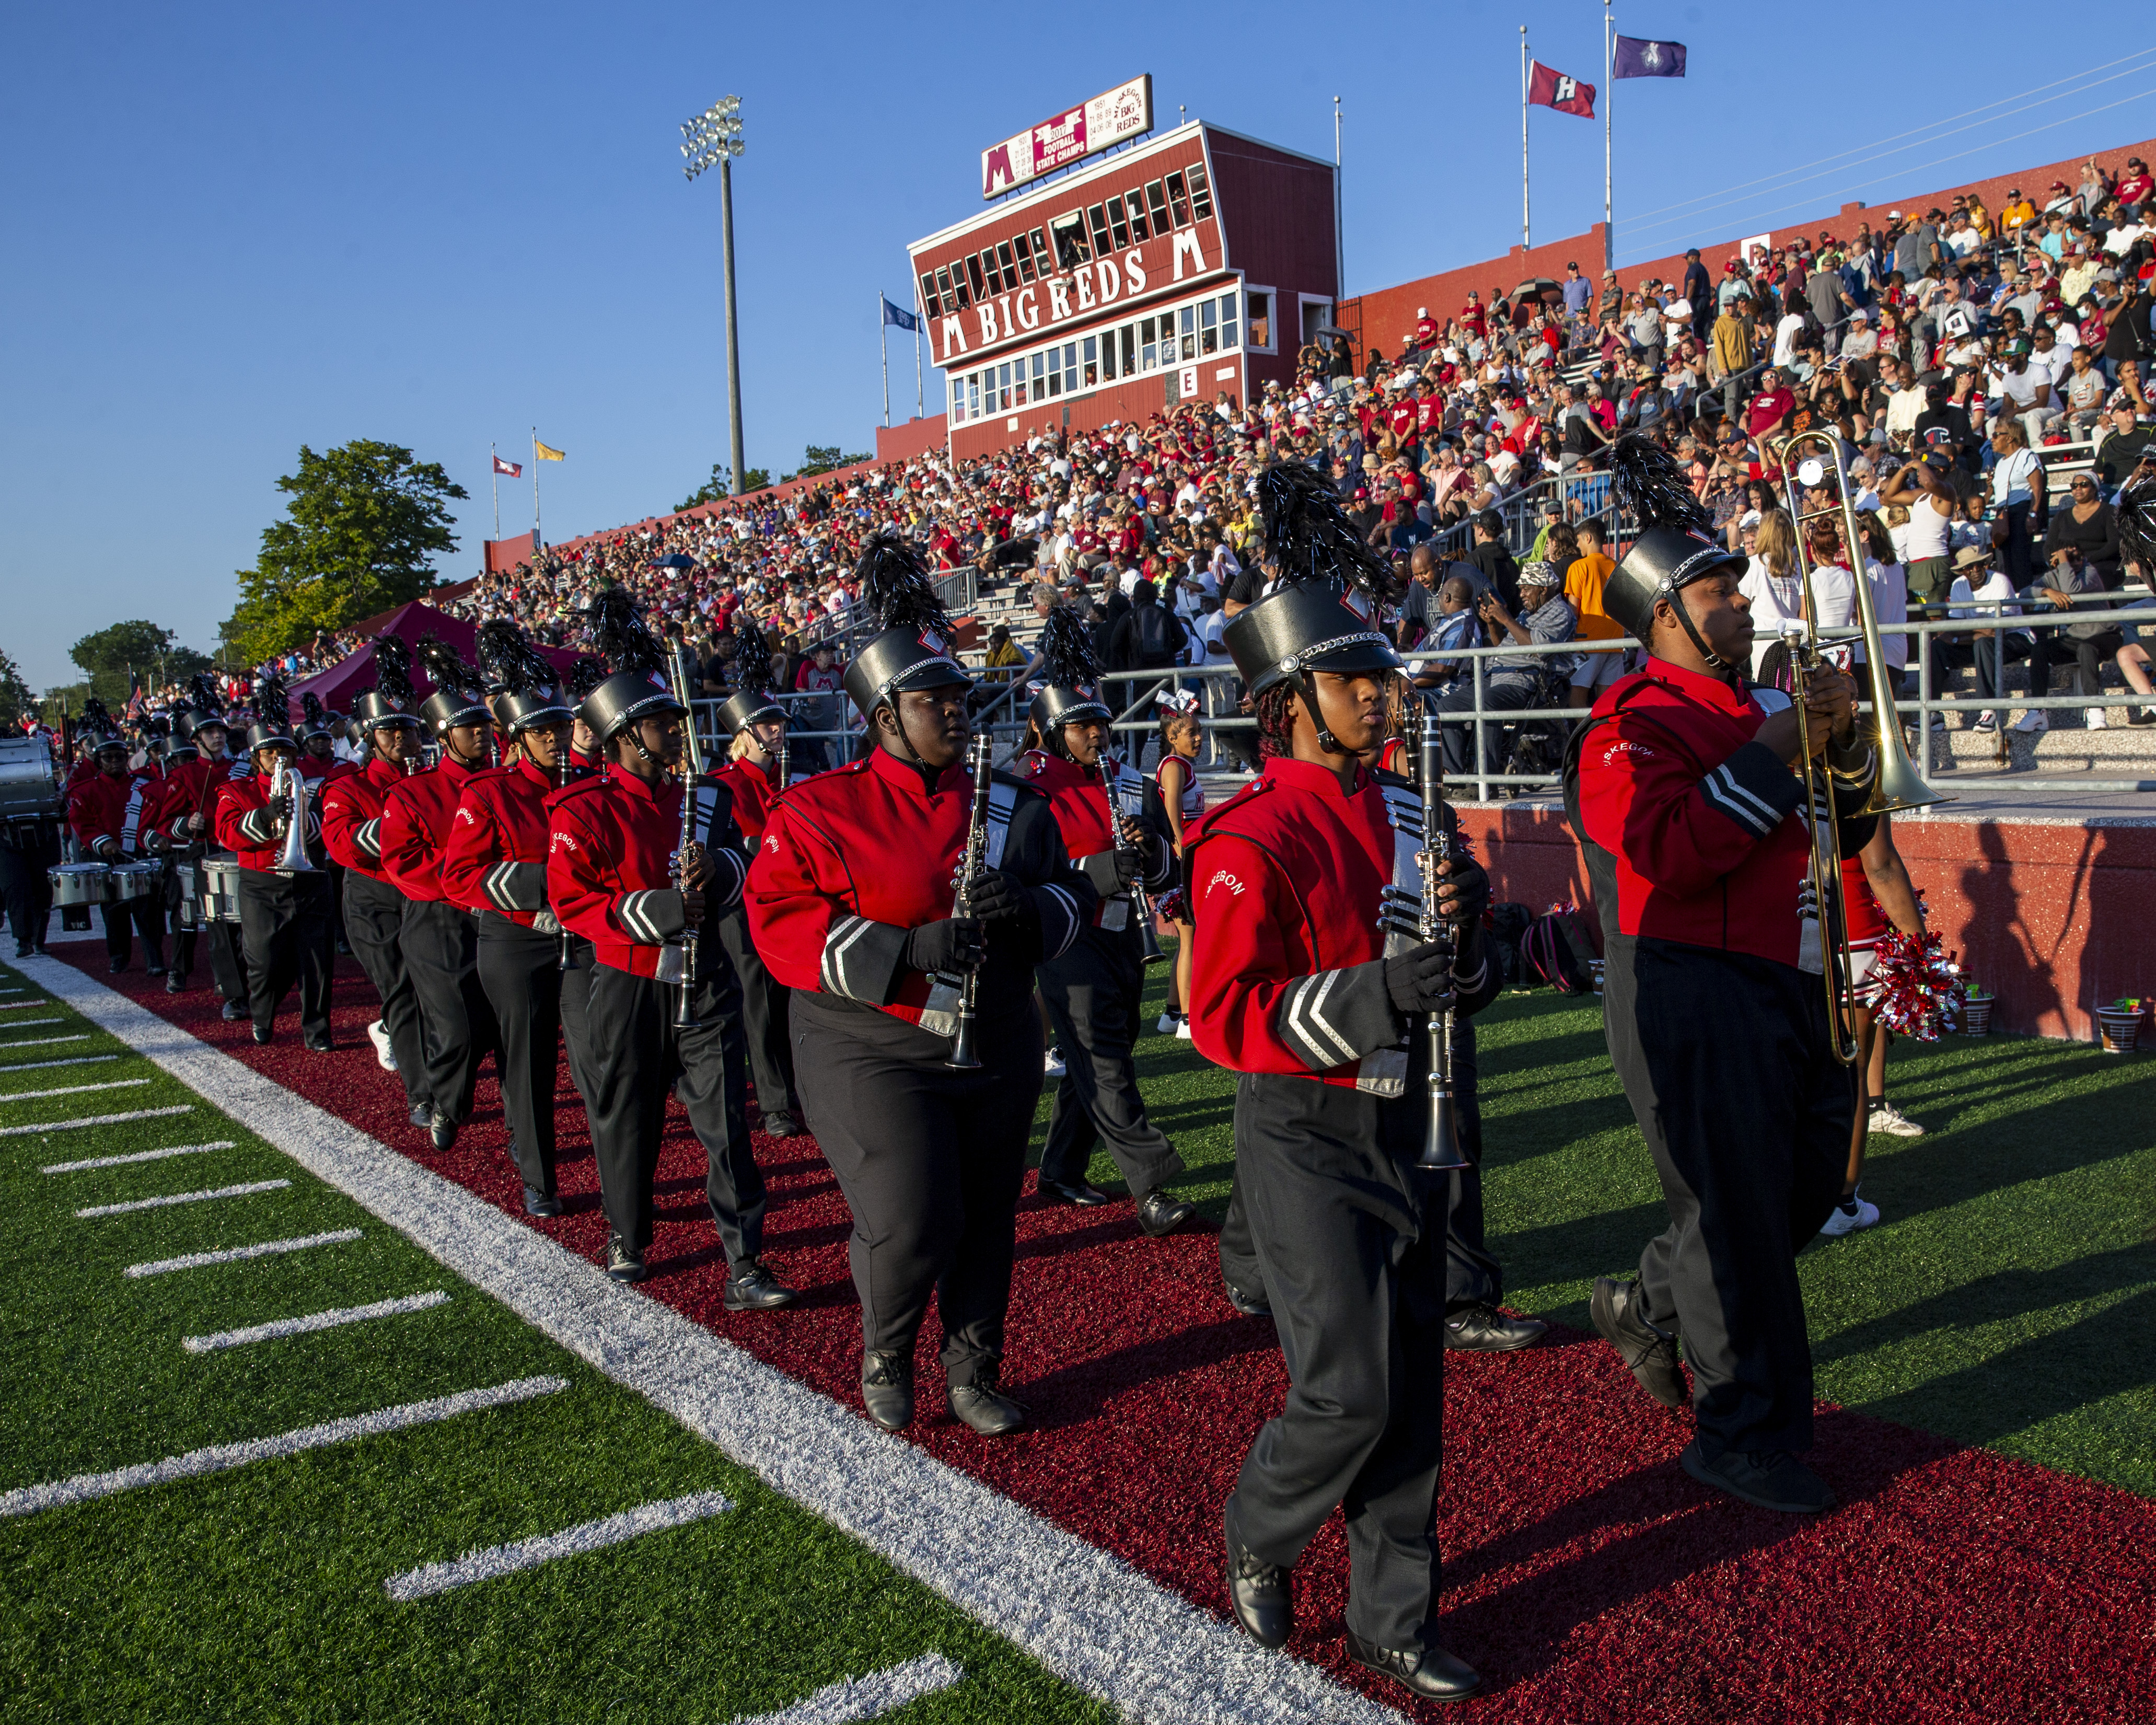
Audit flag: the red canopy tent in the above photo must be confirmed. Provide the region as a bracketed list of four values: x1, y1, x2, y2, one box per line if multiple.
[287, 601, 585, 713]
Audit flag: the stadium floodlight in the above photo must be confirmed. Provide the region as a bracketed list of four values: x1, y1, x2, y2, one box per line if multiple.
[680, 95, 748, 498]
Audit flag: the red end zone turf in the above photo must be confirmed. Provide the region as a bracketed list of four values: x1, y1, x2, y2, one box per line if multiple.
[67, 947, 2156, 1722]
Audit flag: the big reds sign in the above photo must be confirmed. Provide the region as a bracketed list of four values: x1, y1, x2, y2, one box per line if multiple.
[980, 75, 1153, 201]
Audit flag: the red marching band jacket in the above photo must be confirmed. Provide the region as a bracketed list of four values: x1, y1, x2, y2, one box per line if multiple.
[1017, 750, 1174, 928]
[298, 754, 355, 785]
[66, 769, 159, 860]
[546, 768, 749, 980]
[440, 759, 574, 930]
[214, 771, 323, 873]
[714, 755, 783, 843]
[1184, 757, 1493, 1094]
[187, 756, 249, 836]
[319, 755, 412, 884]
[380, 756, 485, 903]
[1566, 660, 1877, 972]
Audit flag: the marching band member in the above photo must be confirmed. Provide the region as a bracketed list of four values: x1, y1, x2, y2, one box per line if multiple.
[1185, 465, 1496, 1703]
[1018, 608, 1192, 1233]
[710, 623, 804, 1140]
[320, 638, 434, 1126]
[382, 639, 502, 1152]
[747, 537, 1095, 1437]
[442, 622, 584, 1217]
[547, 591, 786, 1301]
[553, 655, 609, 1101]
[153, 677, 250, 1012]
[213, 678, 333, 1047]
[1566, 436, 1876, 1516]
[298, 693, 355, 954]
[65, 703, 167, 977]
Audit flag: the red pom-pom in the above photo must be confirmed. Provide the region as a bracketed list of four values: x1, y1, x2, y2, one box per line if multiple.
[1870, 927, 1965, 1040]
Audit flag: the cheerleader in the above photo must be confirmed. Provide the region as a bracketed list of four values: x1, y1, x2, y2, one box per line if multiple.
[1151, 689, 1205, 1039]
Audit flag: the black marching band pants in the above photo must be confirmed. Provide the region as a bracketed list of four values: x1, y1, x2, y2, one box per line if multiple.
[100, 872, 167, 971]
[341, 872, 431, 1117]
[171, 849, 250, 1003]
[1036, 923, 1185, 1195]
[1601, 937, 1850, 1462]
[715, 902, 798, 1120]
[475, 911, 571, 1199]
[234, 866, 332, 1040]
[400, 896, 500, 1128]
[1222, 1069, 1452, 1654]
[0, 828, 61, 947]
[581, 952, 764, 1265]
[792, 990, 1041, 1386]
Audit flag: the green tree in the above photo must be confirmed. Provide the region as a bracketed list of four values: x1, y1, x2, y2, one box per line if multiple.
[224, 441, 468, 665]
[676, 461, 773, 511]
[783, 444, 872, 483]
[0, 649, 33, 728]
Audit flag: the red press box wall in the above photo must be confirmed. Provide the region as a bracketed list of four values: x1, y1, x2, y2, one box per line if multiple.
[1341, 132, 2156, 363]
[1461, 804, 2156, 1044]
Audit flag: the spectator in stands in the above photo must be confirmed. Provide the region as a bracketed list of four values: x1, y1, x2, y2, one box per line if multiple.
[1108, 576, 1183, 676]
[1562, 518, 1626, 709]
[791, 642, 844, 771]
[1988, 421, 2046, 587]
[2021, 544, 2156, 732]
[1433, 561, 1577, 780]
[2044, 471, 2122, 587]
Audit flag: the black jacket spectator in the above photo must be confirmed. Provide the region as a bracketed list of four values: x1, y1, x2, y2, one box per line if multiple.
[1092, 584, 1132, 666]
[1109, 580, 1186, 672]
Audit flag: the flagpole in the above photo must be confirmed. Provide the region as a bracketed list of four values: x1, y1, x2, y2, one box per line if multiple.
[1520, 28, 1531, 252]
[491, 442, 501, 542]
[914, 319, 923, 420]
[531, 428, 542, 547]
[880, 293, 891, 429]
[1604, 0, 1615, 274]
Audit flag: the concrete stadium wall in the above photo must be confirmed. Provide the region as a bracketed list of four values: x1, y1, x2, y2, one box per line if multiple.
[1459, 804, 2156, 1045]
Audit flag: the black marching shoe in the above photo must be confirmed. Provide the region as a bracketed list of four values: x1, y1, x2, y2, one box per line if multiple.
[165, 971, 186, 993]
[409, 1101, 435, 1130]
[1680, 1438, 1836, 1513]
[146, 962, 167, 978]
[304, 1032, 333, 1052]
[108, 958, 127, 975]
[861, 1350, 914, 1431]
[1037, 1174, 1111, 1207]
[946, 1361, 1028, 1436]
[521, 1185, 563, 1218]
[1134, 1186, 1197, 1236]
[1589, 1275, 1688, 1408]
[606, 1234, 647, 1284]
[11, 940, 29, 959]
[251, 1024, 274, 1046]
[761, 1111, 801, 1139]
[1444, 1301, 1548, 1351]
[429, 1113, 457, 1153]
[723, 1257, 797, 1312]
[1346, 1630, 1481, 1703]
[221, 999, 246, 1022]
[1224, 1512, 1293, 1649]
[1223, 1280, 1272, 1319]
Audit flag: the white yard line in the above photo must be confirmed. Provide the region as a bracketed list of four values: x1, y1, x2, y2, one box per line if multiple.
[0, 999, 54, 1011]
[44, 1140, 235, 1175]
[0, 1376, 567, 1518]
[384, 1488, 734, 1601]
[0, 1054, 116, 1074]
[183, 1290, 449, 1353]
[0, 1103, 191, 1138]
[0, 1078, 148, 1104]
[0, 1022, 67, 1034]
[726, 1654, 965, 1724]
[126, 1229, 364, 1278]
[76, 1178, 289, 1219]
[25, 953, 1401, 1725]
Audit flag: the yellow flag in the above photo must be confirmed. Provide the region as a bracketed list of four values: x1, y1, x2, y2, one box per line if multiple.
[535, 440, 566, 462]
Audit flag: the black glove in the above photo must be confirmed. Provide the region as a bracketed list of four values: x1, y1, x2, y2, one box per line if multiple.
[906, 916, 986, 976]
[1385, 942, 1456, 1017]
[1434, 854, 1490, 926]
[1112, 845, 1142, 887]
[267, 794, 293, 825]
[966, 868, 1024, 923]
[92, 835, 119, 859]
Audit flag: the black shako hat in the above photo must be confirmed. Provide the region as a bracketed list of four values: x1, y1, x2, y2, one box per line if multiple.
[477, 619, 574, 734]
[1222, 461, 1401, 703]
[1028, 605, 1111, 736]
[184, 674, 230, 738]
[716, 618, 786, 735]
[841, 534, 970, 719]
[299, 692, 333, 741]
[1599, 434, 1748, 665]
[352, 635, 424, 733]
[416, 638, 491, 735]
[243, 676, 297, 753]
[578, 588, 682, 745]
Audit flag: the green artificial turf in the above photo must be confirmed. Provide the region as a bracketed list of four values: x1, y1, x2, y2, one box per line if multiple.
[0, 963, 1113, 1725]
[1047, 944, 2156, 1500]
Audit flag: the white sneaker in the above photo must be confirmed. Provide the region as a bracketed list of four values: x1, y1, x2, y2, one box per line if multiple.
[366, 1018, 397, 1072]
[1044, 1046, 1067, 1078]
[2087, 706, 2109, 730]
[2012, 709, 2047, 734]
[1176, 1016, 1193, 1040]
[1818, 1195, 1882, 1236]
[1155, 1012, 1183, 1035]
[1974, 712, 1998, 733]
[1868, 1101, 1925, 1137]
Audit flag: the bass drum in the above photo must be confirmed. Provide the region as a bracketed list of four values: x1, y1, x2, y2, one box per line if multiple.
[49, 861, 110, 906]
[201, 857, 243, 925]
[0, 734, 61, 824]
[106, 860, 160, 902]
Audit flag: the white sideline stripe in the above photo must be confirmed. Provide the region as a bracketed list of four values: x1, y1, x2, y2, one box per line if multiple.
[0, 999, 52, 1011]
[126, 1228, 364, 1278]
[23, 954, 1400, 1725]
[0, 1054, 117, 1073]
[0, 1375, 567, 1519]
[183, 1289, 450, 1353]
[0, 1077, 148, 1103]
[384, 1488, 733, 1601]
[0, 1022, 67, 1033]
[0, 987, 23, 994]
[44, 1139, 234, 1174]
[1, 1103, 192, 1138]
[727, 1653, 965, 1724]
[76, 1178, 289, 1218]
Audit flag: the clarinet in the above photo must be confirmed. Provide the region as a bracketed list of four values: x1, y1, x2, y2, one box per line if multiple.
[1378, 710, 1468, 1170]
[1098, 752, 1165, 965]
[554, 744, 575, 973]
[669, 651, 708, 1030]
[774, 726, 789, 793]
[945, 727, 993, 1070]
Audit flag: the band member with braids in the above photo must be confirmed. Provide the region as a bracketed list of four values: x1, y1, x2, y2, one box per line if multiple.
[747, 536, 1095, 1437]
[1151, 690, 1205, 1038]
[321, 636, 434, 1125]
[152, 675, 249, 1013]
[711, 621, 804, 1140]
[382, 639, 503, 1152]
[213, 678, 333, 1048]
[1184, 462, 1497, 1704]
[1018, 608, 1191, 1233]
[1567, 434, 1876, 1518]
[442, 622, 583, 1217]
[66, 703, 168, 977]
[548, 591, 787, 1303]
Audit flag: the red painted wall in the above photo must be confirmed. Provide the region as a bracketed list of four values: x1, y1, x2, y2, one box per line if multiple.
[876, 416, 948, 465]
[1459, 804, 2156, 1044]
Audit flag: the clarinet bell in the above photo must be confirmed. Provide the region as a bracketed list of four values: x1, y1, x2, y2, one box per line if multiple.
[1419, 1090, 1469, 1170]
[1138, 907, 1166, 965]
[946, 1016, 981, 1070]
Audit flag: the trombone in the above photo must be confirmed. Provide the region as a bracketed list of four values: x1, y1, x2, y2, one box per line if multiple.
[1767, 430, 1951, 1066]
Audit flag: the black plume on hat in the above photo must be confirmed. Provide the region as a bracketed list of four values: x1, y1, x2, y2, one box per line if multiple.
[372, 635, 415, 709]
[187, 672, 223, 714]
[857, 532, 954, 639]
[715, 618, 784, 736]
[1255, 460, 1390, 606]
[563, 655, 607, 703]
[1029, 604, 1112, 737]
[300, 691, 328, 737]
[587, 587, 668, 680]
[477, 617, 571, 733]
[80, 697, 117, 740]
[842, 532, 970, 720]
[1598, 433, 1747, 656]
[252, 675, 290, 728]
[416, 636, 482, 702]
[1609, 433, 1712, 536]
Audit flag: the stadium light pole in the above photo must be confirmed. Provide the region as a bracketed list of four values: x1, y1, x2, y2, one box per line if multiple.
[681, 97, 747, 497]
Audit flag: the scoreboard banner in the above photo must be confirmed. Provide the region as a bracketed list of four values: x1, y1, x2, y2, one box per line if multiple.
[981, 75, 1153, 201]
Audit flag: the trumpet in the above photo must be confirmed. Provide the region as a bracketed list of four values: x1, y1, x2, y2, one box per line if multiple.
[273, 762, 318, 874]
[1378, 710, 1468, 1170]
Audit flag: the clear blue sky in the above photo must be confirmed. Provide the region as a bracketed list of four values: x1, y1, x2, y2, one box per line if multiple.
[5, 4, 2151, 689]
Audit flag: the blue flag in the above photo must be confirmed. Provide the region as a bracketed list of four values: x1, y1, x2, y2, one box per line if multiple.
[882, 296, 920, 332]
[1613, 36, 1685, 77]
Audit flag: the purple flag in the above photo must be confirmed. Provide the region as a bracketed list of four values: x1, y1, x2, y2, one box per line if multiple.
[1613, 36, 1686, 78]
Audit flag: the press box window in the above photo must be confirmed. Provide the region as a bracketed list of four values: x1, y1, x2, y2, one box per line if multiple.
[1036, 352, 1054, 399]
[1126, 193, 1150, 243]
[1120, 324, 1137, 375]
[1012, 232, 1038, 283]
[1106, 195, 1131, 249]
[1098, 330, 1116, 383]
[1166, 171, 1191, 227]
[1063, 342, 1079, 393]
[1220, 292, 1238, 349]
[1178, 304, 1196, 360]
[1145, 181, 1170, 234]
[965, 256, 986, 303]
[1200, 298, 1218, 354]
[1246, 291, 1271, 350]
[1087, 203, 1112, 260]
[1140, 316, 1158, 370]
[1187, 164, 1213, 221]
[996, 241, 1017, 288]
[1051, 213, 1089, 269]
[920, 272, 941, 319]
[1082, 335, 1099, 388]
[939, 265, 964, 311]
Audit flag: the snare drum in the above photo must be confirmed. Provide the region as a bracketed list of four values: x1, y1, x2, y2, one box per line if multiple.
[49, 861, 110, 906]
[105, 861, 160, 903]
[202, 857, 243, 925]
